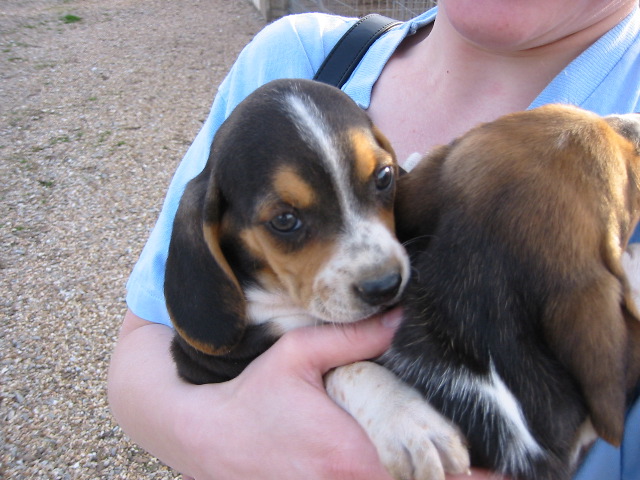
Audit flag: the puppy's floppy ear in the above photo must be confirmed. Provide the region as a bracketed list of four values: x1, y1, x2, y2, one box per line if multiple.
[544, 247, 637, 446]
[165, 166, 246, 356]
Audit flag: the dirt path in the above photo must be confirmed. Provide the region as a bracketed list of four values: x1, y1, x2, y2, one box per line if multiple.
[1, 1, 264, 477]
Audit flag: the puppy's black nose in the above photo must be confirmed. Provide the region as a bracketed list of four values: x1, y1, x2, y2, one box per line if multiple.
[354, 273, 402, 306]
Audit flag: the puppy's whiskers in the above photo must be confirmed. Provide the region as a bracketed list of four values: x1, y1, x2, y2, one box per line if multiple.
[401, 234, 436, 249]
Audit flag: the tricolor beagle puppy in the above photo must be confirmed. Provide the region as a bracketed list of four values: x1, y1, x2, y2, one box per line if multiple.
[381, 105, 640, 480]
[164, 79, 470, 480]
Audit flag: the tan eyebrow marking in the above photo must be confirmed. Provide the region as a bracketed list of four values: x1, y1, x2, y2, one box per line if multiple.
[273, 166, 316, 208]
[350, 129, 378, 183]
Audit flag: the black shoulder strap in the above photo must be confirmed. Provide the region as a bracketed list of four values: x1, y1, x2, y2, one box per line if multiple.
[313, 13, 402, 88]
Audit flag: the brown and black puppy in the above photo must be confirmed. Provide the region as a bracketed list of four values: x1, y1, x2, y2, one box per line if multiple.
[164, 78, 470, 480]
[165, 78, 410, 382]
[385, 105, 640, 480]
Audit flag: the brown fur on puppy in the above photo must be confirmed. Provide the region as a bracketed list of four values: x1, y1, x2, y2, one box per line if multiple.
[164, 78, 409, 383]
[386, 105, 640, 480]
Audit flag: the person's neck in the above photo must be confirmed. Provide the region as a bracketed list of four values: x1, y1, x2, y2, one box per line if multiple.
[368, 5, 635, 163]
[422, 6, 631, 106]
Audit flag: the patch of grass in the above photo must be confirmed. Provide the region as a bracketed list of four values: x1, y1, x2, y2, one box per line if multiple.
[60, 14, 82, 24]
[16, 158, 35, 171]
[50, 135, 70, 145]
[98, 130, 112, 143]
[35, 62, 56, 70]
[38, 179, 55, 188]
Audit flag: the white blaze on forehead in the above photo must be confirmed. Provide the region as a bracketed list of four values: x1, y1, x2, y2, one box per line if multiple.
[283, 93, 361, 221]
[280, 92, 409, 323]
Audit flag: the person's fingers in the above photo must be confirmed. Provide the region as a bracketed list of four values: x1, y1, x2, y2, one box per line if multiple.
[274, 307, 403, 376]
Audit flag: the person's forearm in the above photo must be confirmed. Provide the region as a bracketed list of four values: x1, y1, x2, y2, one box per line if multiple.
[107, 310, 400, 480]
[107, 311, 199, 475]
[108, 310, 501, 480]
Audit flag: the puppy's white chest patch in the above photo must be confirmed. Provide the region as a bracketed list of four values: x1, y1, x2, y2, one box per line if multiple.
[245, 286, 318, 333]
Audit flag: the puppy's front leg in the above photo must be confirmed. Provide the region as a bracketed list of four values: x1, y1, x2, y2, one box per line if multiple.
[325, 361, 470, 480]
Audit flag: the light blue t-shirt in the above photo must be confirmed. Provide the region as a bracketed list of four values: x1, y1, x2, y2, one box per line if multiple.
[126, 7, 640, 479]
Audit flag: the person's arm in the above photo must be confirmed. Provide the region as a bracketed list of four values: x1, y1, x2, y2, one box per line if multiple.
[108, 309, 502, 480]
[108, 309, 399, 480]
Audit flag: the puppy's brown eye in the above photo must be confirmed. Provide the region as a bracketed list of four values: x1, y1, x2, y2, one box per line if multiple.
[269, 212, 302, 233]
[375, 166, 394, 190]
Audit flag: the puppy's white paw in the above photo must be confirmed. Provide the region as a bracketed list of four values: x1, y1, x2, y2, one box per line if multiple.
[370, 396, 470, 480]
[325, 361, 470, 480]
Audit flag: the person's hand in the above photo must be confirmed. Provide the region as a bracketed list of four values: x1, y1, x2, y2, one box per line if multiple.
[110, 309, 509, 480]
[173, 312, 402, 480]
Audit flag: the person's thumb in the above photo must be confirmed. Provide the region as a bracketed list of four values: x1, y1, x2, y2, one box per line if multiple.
[275, 308, 403, 376]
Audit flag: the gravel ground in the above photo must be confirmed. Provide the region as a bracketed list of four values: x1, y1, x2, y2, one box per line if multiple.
[0, 1, 264, 478]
